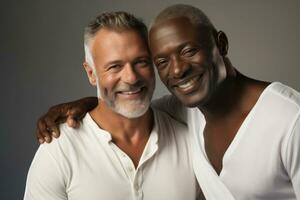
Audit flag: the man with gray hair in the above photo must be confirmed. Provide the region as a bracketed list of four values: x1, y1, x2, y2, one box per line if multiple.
[24, 11, 201, 200]
[36, 4, 300, 200]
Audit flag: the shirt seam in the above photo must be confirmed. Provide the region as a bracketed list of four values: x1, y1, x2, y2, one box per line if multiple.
[268, 88, 300, 110]
[283, 109, 300, 175]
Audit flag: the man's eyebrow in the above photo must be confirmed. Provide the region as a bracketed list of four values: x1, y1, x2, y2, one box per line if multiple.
[104, 60, 123, 68]
[177, 42, 194, 50]
[152, 41, 198, 60]
[152, 54, 164, 60]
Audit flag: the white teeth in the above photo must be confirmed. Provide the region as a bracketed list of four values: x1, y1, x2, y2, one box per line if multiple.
[121, 88, 142, 95]
[178, 77, 199, 89]
[178, 80, 194, 89]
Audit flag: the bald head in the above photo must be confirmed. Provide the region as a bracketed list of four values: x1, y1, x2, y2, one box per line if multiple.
[151, 4, 216, 32]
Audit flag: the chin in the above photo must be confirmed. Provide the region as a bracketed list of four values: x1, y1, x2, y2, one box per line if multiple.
[171, 85, 208, 107]
[114, 98, 151, 119]
[119, 105, 149, 119]
[173, 92, 203, 108]
[179, 97, 204, 108]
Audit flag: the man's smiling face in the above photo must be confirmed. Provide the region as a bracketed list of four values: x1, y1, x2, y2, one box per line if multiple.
[149, 16, 226, 107]
[86, 28, 155, 118]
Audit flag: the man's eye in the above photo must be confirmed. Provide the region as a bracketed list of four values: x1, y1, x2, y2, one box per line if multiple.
[135, 60, 150, 68]
[182, 48, 199, 57]
[108, 64, 122, 71]
[155, 59, 168, 69]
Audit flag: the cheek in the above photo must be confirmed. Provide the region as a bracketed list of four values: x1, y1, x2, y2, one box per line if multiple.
[190, 52, 208, 65]
[158, 70, 169, 87]
[140, 67, 155, 83]
[146, 67, 155, 77]
[98, 73, 119, 91]
[156, 64, 170, 83]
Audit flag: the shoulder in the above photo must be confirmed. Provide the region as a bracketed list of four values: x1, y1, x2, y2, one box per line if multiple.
[151, 95, 182, 108]
[152, 108, 189, 138]
[259, 82, 300, 133]
[152, 107, 186, 127]
[259, 82, 300, 123]
[266, 83, 300, 153]
[151, 95, 188, 124]
[267, 82, 300, 109]
[41, 114, 95, 160]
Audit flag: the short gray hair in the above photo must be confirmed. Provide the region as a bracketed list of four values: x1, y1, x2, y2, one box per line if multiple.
[84, 11, 148, 68]
[151, 4, 216, 32]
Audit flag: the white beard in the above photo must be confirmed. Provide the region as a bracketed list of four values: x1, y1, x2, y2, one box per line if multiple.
[96, 79, 154, 119]
[112, 97, 151, 118]
[96, 78, 102, 99]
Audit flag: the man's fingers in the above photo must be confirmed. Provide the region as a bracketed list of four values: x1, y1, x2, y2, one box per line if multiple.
[35, 98, 96, 143]
[44, 116, 60, 138]
[37, 118, 52, 143]
[66, 107, 86, 128]
[36, 129, 45, 144]
[36, 120, 45, 144]
[68, 106, 87, 119]
[67, 117, 79, 128]
[36, 105, 65, 143]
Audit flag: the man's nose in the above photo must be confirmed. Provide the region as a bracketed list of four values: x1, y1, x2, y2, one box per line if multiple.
[169, 56, 189, 78]
[122, 63, 139, 84]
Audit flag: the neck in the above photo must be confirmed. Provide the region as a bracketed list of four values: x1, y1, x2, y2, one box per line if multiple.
[198, 58, 264, 122]
[199, 71, 244, 119]
[90, 99, 154, 142]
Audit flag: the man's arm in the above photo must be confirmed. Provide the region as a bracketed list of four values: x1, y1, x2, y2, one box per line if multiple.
[36, 95, 187, 143]
[24, 145, 68, 200]
[36, 97, 98, 143]
[285, 111, 300, 199]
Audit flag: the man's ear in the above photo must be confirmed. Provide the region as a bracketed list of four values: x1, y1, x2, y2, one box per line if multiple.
[216, 31, 229, 56]
[83, 62, 97, 86]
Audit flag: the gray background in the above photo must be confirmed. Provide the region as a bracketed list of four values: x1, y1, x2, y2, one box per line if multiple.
[1, 0, 300, 199]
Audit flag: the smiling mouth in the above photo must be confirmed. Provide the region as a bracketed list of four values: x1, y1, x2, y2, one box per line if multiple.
[119, 87, 143, 95]
[175, 74, 203, 90]
[116, 87, 147, 99]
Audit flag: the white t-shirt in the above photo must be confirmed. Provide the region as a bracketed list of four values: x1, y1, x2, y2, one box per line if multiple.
[24, 109, 199, 200]
[153, 82, 300, 199]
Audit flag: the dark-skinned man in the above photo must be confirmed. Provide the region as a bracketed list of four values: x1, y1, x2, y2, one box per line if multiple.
[36, 4, 300, 199]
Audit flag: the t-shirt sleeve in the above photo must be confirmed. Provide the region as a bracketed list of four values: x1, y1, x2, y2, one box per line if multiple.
[285, 111, 300, 199]
[152, 95, 188, 124]
[24, 145, 68, 200]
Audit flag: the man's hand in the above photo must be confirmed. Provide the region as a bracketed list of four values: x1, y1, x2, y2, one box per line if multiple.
[36, 97, 98, 144]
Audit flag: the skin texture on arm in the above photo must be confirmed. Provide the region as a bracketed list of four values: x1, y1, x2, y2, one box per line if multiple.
[36, 97, 98, 143]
